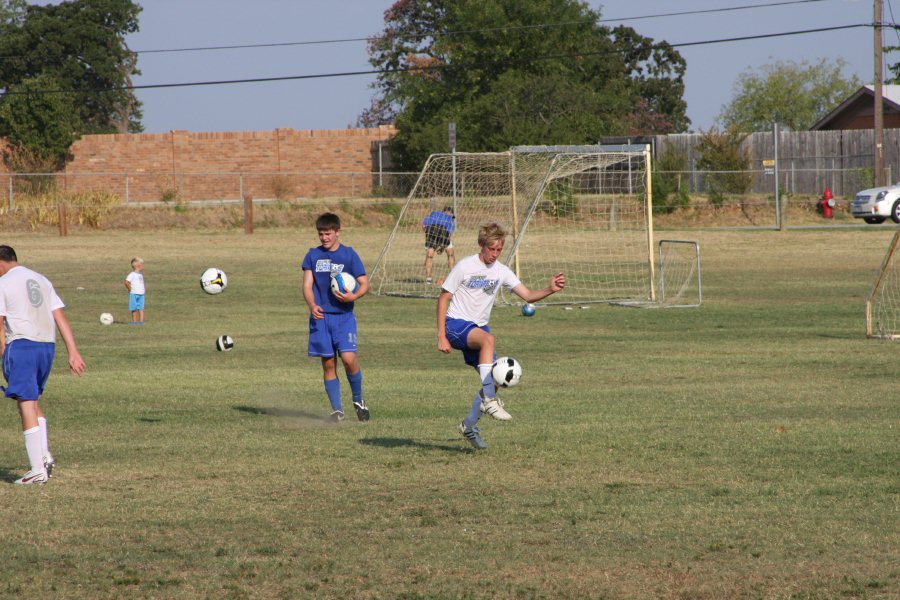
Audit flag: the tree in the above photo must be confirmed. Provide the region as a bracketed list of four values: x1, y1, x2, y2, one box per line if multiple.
[0, 0, 143, 138]
[717, 59, 862, 132]
[360, 0, 688, 169]
[694, 127, 752, 207]
[0, 73, 82, 168]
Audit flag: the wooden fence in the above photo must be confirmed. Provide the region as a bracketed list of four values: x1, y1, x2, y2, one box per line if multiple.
[655, 129, 898, 197]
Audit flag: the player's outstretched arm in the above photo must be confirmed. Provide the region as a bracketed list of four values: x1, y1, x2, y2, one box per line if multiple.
[52, 308, 85, 376]
[512, 272, 565, 304]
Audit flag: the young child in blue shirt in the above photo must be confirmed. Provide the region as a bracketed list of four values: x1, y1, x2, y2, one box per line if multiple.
[301, 213, 370, 422]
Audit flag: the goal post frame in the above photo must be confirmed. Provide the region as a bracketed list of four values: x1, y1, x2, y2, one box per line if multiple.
[866, 226, 900, 338]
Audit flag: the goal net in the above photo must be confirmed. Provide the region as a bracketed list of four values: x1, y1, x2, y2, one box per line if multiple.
[370, 145, 667, 305]
[866, 227, 900, 338]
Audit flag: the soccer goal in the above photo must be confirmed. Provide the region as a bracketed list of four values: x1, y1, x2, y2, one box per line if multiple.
[370, 144, 699, 306]
[866, 227, 900, 338]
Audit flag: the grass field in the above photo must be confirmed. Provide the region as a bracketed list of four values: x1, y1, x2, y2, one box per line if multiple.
[0, 226, 897, 599]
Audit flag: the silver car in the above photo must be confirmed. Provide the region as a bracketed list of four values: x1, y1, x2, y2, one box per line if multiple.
[852, 183, 900, 224]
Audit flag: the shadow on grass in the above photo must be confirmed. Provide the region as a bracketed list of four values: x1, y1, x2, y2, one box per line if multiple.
[0, 467, 21, 484]
[233, 404, 324, 421]
[359, 436, 472, 454]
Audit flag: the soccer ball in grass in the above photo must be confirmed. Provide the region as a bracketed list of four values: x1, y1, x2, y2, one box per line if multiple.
[99, 312, 114, 325]
[200, 268, 228, 295]
[521, 303, 536, 317]
[331, 272, 358, 296]
[492, 356, 522, 388]
[215, 335, 234, 351]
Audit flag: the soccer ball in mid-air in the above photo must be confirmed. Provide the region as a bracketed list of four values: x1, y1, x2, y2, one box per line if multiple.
[331, 272, 358, 296]
[99, 312, 114, 325]
[200, 268, 228, 295]
[215, 335, 234, 352]
[492, 356, 522, 388]
[521, 303, 536, 317]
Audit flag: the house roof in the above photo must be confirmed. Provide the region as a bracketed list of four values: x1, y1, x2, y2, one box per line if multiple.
[810, 85, 900, 130]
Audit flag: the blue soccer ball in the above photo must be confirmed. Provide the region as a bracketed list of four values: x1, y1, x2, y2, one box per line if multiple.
[521, 303, 536, 317]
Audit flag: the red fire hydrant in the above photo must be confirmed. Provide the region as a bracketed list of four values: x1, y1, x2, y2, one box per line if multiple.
[817, 187, 835, 218]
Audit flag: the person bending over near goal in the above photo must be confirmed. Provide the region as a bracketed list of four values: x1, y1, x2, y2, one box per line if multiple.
[436, 222, 565, 449]
[0, 245, 86, 484]
[422, 205, 456, 284]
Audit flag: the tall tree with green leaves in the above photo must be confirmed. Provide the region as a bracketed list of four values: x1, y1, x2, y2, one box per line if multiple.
[359, 0, 688, 169]
[717, 58, 862, 132]
[0, 0, 143, 141]
[0, 73, 82, 168]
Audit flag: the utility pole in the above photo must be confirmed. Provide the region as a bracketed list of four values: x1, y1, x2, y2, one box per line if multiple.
[875, 0, 885, 186]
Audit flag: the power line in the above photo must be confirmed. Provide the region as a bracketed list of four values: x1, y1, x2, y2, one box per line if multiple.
[0, 0, 850, 63]
[0, 22, 874, 97]
[128, 0, 835, 55]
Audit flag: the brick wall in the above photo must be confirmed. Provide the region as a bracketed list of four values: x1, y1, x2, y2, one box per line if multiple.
[2, 126, 396, 203]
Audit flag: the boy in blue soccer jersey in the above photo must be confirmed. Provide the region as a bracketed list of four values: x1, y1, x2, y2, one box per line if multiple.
[302, 213, 370, 422]
[437, 222, 565, 449]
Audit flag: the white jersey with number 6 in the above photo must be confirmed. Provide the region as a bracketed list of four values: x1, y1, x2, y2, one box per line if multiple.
[0, 265, 64, 343]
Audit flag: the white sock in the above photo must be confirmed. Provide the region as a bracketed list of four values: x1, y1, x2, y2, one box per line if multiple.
[23, 426, 44, 473]
[477, 363, 496, 399]
[38, 416, 50, 459]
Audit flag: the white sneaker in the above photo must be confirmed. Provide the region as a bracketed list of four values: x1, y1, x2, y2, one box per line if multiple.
[15, 469, 48, 485]
[480, 395, 512, 420]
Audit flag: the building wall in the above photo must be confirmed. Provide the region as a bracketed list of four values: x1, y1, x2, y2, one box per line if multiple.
[1, 126, 397, 202]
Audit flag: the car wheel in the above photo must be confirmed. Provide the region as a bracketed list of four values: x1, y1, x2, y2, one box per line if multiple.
[864, 216, 887, 224]
[892, 200, 900, 223]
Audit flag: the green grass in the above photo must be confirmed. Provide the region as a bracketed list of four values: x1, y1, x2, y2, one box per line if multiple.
[0, 227, 897, 599]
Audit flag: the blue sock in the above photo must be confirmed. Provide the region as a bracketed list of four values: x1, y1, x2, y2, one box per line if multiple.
[324, 378, 341, 412]
[347, 370, 363, 404]
[463, 390, 482, 428]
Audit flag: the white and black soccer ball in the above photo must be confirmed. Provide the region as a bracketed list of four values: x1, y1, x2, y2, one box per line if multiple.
[99, 312, 114, 325]
[215, 334, 234, 352]
[492, 356, 522, 388]
[200, 267, 228, 295]
[330, 272, 358, 296]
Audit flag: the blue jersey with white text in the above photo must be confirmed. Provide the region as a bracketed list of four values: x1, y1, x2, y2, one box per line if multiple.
[301, 244, 366, 314]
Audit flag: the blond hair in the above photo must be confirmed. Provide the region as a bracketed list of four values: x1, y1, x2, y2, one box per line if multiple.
[477, 222, 507, 247]
[131, 257, 144, 268]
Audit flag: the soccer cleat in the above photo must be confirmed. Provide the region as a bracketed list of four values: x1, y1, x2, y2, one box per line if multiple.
[330, 410, 345, 423]
[14, 469, 48, 485]
[480, 395, 512, 421]
[353, 401, 370, 422]
[43, 454, 55, 479]
[425, 277, 433, 285]
[458, 422, 487, 449]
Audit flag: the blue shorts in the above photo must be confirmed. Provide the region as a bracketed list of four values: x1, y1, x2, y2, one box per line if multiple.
[445, 318, 494, 368]
[129, 293, 145, 311]
[308, 312, 358, 358]
[2, 339, 55, 401]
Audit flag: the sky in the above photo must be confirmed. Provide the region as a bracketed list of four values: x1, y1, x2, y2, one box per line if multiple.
[124, 0, 878, 135]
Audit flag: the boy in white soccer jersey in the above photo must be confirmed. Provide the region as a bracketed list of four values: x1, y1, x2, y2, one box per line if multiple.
[436, 222, 565, 449]
[124, 257, 146, 324]
[302, 213, 371, 422]
[0, 245, 85, 484]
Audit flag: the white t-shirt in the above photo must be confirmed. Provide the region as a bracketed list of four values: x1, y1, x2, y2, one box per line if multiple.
[126, 271, 145, 295]
[442, 254, 521, 326]
[0, 265, 64, 343]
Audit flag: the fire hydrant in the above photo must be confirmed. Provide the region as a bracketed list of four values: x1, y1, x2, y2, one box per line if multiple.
[817, 187, 835, 218]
